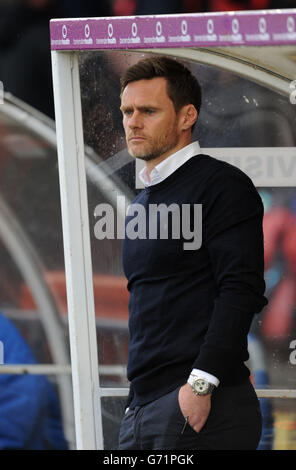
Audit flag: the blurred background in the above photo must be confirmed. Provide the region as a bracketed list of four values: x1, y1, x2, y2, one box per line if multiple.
[0, 0, 295, 451]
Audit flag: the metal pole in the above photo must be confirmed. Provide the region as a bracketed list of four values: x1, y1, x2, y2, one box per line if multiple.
[51, 50, 103, 450]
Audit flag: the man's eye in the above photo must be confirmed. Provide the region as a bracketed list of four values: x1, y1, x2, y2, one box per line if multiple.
[145, 109, 154, 115]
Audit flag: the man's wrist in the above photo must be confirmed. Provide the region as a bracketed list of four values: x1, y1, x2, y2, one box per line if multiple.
[187, 369, 218, 396]
[190, 369, 219, 387]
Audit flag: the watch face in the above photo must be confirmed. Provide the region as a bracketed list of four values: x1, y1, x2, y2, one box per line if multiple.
[192, 378, 210, 395]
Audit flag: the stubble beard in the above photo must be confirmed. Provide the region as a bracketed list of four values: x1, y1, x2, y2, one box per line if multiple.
[127, 125, 179, 162]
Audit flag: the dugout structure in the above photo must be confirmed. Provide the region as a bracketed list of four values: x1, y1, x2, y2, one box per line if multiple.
[50, 9, 296, 449]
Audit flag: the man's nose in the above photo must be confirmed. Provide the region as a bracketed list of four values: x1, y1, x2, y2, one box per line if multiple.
[128, 111, 143, 129]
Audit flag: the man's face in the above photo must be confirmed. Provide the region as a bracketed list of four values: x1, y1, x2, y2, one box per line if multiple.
[120, 77, 181, 161]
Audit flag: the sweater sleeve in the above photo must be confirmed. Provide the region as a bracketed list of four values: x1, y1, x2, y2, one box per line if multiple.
[192, 166, 268, 382]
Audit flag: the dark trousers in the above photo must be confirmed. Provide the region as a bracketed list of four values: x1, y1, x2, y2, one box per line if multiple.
[118, 380, 262, 450]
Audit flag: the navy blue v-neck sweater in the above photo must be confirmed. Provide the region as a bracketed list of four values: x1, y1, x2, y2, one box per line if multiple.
[122, 154, 268, 408]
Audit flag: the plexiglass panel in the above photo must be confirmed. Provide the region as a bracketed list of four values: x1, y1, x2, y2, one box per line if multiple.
[78, 50, 296, 450]
[101, 396, 127, 450]
[0, 106, 74, 448]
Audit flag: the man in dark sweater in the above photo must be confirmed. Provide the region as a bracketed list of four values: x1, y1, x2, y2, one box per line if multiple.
[118, 57, 267, 450]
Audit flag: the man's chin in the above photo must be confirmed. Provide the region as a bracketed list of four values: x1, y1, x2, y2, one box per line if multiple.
[127, 147, 157, 162]
[134, 154, 157, 162]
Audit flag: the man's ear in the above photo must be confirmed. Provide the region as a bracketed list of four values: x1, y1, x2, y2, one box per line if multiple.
[179, 104, 198, 131]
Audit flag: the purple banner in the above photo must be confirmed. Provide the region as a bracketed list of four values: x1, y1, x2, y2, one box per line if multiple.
[50, 10, 296, 50]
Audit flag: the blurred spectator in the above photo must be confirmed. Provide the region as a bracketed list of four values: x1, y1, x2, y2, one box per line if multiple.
[113, 0, 136, 15]
[134, 0, 183, 14]
[0, 0, 113, 119]
[192, 0, 296, 11]
[184, 0, 270, 12]
[0, 311, 68, 449]
[112, 0, 296, 15]
[0, 0, 63, 118]
[60, 0, 112, 17]
[113, 0, 183, 15]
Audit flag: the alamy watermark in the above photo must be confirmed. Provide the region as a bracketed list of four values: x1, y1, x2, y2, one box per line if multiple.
[0, 341, 4, 364]
[94, 196, 202, 250]
[290, 80, 296, 105]
[289, 339, 296, 365]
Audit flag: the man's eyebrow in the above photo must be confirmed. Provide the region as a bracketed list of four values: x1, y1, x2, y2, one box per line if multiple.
[120, 105, 132, 112]
[120, 105, 159, 112]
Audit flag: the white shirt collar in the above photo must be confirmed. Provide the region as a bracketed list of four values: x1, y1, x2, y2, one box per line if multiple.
[139, 141, 202, 187]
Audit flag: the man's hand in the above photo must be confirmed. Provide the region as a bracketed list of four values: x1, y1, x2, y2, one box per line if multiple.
[178, 382, 211, 433]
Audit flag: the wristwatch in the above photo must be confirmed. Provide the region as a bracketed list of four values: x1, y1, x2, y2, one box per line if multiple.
[187, 375, 216, 396]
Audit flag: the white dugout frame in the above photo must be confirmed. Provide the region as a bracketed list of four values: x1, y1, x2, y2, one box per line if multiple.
[50, 10, 296, 449]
